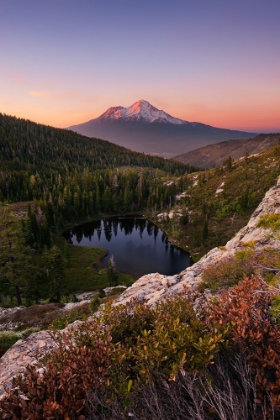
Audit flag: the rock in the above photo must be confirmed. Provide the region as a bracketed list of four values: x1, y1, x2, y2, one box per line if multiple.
[0, 331, 57, 397]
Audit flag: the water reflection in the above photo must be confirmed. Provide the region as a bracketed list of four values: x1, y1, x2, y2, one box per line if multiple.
[63, 217, 192, 279]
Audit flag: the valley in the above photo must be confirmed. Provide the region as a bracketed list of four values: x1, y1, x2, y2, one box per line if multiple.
[0, 112, 279, 306]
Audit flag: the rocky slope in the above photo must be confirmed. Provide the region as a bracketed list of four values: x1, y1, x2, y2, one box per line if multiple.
[174, 134, 280, 168]
[0, 176, 279, 396]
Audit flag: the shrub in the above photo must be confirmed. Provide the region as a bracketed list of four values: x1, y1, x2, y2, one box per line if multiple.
[0, 328, 111, 419]
[201, 252, 254, 290]
[49, 304, 91, 330]
[0, 328, 39, 357]
[2, 277, 280, 418]
[206, 275, 280, 411]
[90, 295, 100, 313]
[0, 331, 22, 357]
[258, 214, 280, 232]
[201, 246, 280, 290]
[270, 295, 280, 322]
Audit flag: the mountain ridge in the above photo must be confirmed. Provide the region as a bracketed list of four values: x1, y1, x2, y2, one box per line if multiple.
[68, 100, 256, 158]
[99, 99, 186, 125]
[174, 133, 280, 167]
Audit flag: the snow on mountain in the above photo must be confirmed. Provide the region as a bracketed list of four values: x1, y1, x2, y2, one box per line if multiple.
[99, 99, 186, 125]
[68, 100, 256, 158]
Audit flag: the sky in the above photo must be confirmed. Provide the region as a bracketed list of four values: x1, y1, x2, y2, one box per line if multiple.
[1, 0, 280, 132]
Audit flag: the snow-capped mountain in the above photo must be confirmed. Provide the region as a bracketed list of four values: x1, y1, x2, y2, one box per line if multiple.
[99, 99, 185, 125]
[68, 100, 256, 158]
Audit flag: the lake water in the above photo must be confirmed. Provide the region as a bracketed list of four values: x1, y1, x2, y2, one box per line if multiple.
[63, 217, 192, 279]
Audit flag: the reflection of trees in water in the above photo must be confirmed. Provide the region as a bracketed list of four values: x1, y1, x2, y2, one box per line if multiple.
[96, 221, 102, 241]
[153, 225, 159, 243]
[135, 218, 146, 239]
[62, 217, 192, 276]
[121, 218, 134, 235]
[146, 222, 154, 236]
[103, 220, 112, 242]
[113, 218, 118, 237]
[160, 232, 169, 250]
[75, 228, 83, 244]
[63, 229, 73, 243]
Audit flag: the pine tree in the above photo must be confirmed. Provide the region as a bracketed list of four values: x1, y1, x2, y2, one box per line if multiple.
[44, 246, 65, 302]
[0, 210, 32, 305]
[107, 255, 119, 287]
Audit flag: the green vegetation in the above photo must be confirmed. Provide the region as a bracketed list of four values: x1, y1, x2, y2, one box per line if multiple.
[155, 146, 280, 258]
[258, 213, 280, 231]
[0, 114, 279, 304]
[49, 303, 92, 330]
[0, 328, 39, 357]
[0, 113, 194, 306]
[0, 113, 195, 306]
[201, 244, 280, 291]
[0, 113, 194, 225]
[270, 295, 280, 322]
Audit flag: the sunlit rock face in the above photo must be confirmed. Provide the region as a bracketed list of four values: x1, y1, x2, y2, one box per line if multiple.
[99, 99, 185, 124]
[0, 177, 279, 397]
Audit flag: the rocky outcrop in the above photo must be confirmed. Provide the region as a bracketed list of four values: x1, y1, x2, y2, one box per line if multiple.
[0, 176, 279, 397]
[0, 320, 84, 397]
[0, 331, 56, 396]
[114, 176, 280, 306]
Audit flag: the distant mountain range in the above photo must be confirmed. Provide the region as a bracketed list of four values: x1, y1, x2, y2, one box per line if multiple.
[68, 100, 256, 158]
[174, 134, 280, 167]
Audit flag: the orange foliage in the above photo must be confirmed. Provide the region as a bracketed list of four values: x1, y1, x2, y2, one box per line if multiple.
[207, 275, 280, 409]
[0, 332, 111, 419]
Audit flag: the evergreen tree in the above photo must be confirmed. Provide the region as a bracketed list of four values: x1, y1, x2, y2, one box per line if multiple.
[202, 217, 208, 241]
[107, 255, 119, 287]
[44, 246, 65, 302]
[0, 210, 32, 305]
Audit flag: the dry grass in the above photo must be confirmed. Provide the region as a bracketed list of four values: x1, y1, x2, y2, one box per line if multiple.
[0, 303, 65, 331]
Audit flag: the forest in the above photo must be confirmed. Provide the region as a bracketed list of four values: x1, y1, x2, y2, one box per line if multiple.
[0, 113, 197, 222]
[1, 114, 280, 306]
[0, 113, 197, 306]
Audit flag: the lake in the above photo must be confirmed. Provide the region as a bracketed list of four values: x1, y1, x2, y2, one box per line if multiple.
[63, 217, 192, 279]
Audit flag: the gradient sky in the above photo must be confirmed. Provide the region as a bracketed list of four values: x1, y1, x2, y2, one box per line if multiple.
[1, 0, 280, 132]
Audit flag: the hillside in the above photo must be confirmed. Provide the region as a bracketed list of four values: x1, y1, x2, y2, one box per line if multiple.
[0, 113, 195, 224]
[174, 133, 280, 167]
[68, 100, 255, 158]
[0, 176, 279, 418]
[116, 176, 280, 306]
[0, 113, 190, 175]
[151, 144, 280, 259]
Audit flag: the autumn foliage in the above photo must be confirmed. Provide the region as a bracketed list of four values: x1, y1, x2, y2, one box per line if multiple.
[206, 274, 280, 410]
[1, 275, 280, 419]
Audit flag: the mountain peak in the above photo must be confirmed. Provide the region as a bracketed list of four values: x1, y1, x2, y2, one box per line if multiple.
[98, 100, 186, 125]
